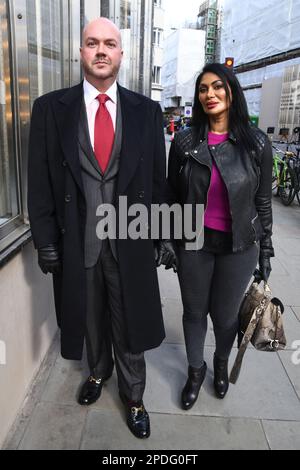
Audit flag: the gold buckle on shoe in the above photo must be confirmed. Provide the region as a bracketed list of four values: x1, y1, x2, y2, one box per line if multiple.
[89, 376, 102, 385]
[131, 405, 144, 417]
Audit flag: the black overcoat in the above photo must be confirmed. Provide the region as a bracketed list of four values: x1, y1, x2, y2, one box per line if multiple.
[28, 83, 166, 359]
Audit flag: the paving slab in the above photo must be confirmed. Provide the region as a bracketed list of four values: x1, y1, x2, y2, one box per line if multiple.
[2, 334, 60, 450]
[292, 306, 300, 322]
[144, 344, 300, 421]
[158, 268, 181, 300]
[278, 350, 300, 400]
[18, 402, 87, 450]
[162, 298, 216, 346]
[80, 409, 269, 450]
[40, 353, 120, 411]
[275, 237, 300, 257]
[268, 275, 300, 306]
[267, 256, 289, 276]
[262, 420, 300, 450]
[280, 306, 300, 351]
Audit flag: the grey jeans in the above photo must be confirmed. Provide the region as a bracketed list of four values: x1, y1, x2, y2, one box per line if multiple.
[177, 242, 259, 367]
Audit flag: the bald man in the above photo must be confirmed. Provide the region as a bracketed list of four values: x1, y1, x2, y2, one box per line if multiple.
[28, 18, 177, 439]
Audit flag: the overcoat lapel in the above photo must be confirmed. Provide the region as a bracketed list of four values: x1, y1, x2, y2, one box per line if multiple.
[53, 83, 85, 194]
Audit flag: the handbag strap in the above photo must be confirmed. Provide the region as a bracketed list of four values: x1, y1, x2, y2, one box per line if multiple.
[229, 282, 271, 384]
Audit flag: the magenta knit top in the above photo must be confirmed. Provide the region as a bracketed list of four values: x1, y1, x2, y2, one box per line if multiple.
[204, 132, 232, 233]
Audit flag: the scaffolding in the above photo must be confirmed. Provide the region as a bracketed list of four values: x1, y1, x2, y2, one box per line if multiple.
[197, 0, 219, 63]
[220, 0, 300, 66]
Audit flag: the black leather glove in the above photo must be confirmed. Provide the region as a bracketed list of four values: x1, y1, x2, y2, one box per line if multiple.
[38, 244, 61, 274]
[254, 255, 271, 283]
[154, 240, 178, 273]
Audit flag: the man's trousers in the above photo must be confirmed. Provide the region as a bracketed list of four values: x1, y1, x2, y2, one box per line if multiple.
[85, 240, 146, 402]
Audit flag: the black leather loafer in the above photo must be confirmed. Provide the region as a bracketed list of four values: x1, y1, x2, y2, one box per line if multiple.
[120, 393, 150, 439]
[78, 375, 111, 405]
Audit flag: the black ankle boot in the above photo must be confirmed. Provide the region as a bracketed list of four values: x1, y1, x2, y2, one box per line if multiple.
[181, 362, 207, 410]
[213, 354, 229, 399]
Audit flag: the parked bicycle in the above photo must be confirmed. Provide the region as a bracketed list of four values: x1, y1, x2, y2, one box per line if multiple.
[272, 144, 300, 205]
[283, 145, 300, 205]
[272, 147, 287, 195]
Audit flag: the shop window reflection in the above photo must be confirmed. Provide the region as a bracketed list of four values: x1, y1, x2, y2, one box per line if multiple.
[26, 0, 63, 104]
[0, 2, 19, 229]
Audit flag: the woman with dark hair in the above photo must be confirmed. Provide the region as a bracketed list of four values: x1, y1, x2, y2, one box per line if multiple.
[168, 63, 274, 409]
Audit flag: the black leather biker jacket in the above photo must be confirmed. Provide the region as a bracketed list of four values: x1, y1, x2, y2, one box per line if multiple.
[168, 126, 274, 257]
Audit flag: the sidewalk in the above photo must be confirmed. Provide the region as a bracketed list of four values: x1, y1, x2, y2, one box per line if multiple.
[3, 151, 300, 449]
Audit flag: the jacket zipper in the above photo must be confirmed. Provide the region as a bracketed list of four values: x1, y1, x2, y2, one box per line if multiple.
[189, 151, 212, 209]
[189, 150, 236, 249]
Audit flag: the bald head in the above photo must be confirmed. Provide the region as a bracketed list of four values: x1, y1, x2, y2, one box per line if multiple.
[80, 17, 123, 92]
[82, 17, 122, 48]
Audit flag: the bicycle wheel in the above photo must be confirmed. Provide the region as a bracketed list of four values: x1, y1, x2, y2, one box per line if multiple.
[279, 167, 296, 205]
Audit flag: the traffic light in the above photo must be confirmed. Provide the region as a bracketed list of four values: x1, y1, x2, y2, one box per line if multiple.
[225, 57, 234, 68]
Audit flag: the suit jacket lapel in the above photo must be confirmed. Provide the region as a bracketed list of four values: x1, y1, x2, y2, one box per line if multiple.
[117, 84, 143, 194]
[78, 101, 102, 176]
[53, 83, 84, 194]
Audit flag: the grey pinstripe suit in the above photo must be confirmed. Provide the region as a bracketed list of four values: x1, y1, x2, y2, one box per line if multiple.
[78, 95, 122, 266]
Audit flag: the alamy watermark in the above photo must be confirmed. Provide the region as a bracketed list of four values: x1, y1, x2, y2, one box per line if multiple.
[291, 340, 300, 365]
[95, 196, 205, 250]
[0, 340, 6, 365]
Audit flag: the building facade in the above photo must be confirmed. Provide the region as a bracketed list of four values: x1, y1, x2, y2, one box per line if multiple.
[162, 28, 206, 114]
[220, 0, 300, 138]
[197, 0, 220, 64]
[151, 0, 164, 102]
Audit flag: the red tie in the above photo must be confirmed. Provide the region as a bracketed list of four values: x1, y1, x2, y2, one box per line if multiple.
[94, 94, 114, 173]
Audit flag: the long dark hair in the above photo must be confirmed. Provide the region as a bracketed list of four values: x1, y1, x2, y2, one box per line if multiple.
[192, 63, 261, 156]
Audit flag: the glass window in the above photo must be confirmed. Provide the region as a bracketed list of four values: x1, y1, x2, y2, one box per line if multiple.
[208, 8, 216, 23]
[153, 28, 163, 46]
[26, 0, 64, 105]
[0, 1, 19, 231]
[120, 0, 131, 29]
[207, 25, 216, 39]
[152, 66, 161, 85]
[206, 39, 215, 55]
[0, 0, 77, 252]
[116, 0, 153, 95]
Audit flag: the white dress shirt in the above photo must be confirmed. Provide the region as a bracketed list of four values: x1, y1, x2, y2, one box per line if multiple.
[83, 78, 117, 150]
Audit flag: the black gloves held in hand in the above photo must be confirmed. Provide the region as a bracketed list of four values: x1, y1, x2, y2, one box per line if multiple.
[154, 240, 178, 273]
[38, 244, 61, 274]
[254, 255, 272, 283]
